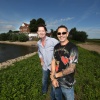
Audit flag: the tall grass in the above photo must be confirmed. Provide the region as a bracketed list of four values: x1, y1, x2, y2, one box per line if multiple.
[0, 47, 100, 100]
[75, 47, 100, 100]
[0, 54, 46, 100]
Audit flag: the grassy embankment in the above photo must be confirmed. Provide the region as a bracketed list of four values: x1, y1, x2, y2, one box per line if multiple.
[0, 46, 100, 100]
[87, 39, 100, 44]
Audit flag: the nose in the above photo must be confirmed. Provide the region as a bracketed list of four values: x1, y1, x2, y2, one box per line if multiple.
[60, 33, 63, 36]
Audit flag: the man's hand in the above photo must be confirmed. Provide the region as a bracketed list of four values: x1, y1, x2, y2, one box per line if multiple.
[50, 72, 59, 88]
[40, 58, 44, 66]
[41, 61, 44, 66]
[52, 79, 59, 88]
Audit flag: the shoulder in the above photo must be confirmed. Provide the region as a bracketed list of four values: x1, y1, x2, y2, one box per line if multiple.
[47, 36, 58, 41]
[46, 36, 59, 44]
[54, 43, 60, 48]
[66, 42, 78, 51]
[68, 42, 77, 48]
[37, 40, 41, 45]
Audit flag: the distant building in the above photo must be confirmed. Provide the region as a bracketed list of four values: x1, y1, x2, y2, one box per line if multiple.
[19, 22, 52, 40]
[19, 23, 30, 33]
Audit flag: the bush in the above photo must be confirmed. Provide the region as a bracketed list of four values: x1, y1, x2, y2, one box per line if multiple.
[11, 34, 18, 41]
[18, 34, 29, 42]
[0, 33, 8, 41]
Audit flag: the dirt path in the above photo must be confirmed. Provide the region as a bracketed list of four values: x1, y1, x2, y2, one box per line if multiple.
[77, 42, 100, 54]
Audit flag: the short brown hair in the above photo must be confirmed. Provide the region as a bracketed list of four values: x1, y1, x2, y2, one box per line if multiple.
[56, 25, 68, 32]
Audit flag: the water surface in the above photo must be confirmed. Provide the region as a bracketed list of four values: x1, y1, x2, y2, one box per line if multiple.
[0, 43, 37, 63]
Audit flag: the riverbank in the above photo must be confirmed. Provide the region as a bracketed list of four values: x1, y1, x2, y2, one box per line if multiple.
[0, 41, 38, 69]
[0, 41, 37, 47]
[0, 52, 37, 70]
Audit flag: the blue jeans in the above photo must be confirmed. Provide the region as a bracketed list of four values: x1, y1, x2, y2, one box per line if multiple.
[61, 86, 74, 100]
[50, 85, 62, 100]
[42, 69, 50, 94]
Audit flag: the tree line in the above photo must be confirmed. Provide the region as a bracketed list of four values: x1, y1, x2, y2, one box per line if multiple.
[0, 18, 88, 42]
[0, 32, 29, 42]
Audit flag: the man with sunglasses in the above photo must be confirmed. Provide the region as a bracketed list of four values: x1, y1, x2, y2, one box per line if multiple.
[50, 25, 78, 100]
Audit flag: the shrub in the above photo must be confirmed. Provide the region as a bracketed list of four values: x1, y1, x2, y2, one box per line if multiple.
[18, 33, 29, 42]
[0, 33, 8, 41]
[11, 34, 18, 41]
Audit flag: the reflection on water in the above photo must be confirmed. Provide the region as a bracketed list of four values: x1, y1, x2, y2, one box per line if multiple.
[0, 43, 37, 63]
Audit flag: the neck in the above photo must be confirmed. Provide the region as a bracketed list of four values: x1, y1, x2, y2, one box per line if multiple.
[60, 40, 69, 46]
[41, 36, 46, 41]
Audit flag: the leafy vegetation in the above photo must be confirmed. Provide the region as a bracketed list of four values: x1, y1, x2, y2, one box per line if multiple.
[0, 33, 29, 42]
[75, 47, 100, 100]
[86, 39, 100, 45]
[69, 27, 88, 42]
[0, 54, 46, 100]
[18, 33, 29, 42]
[29, 18, 46, 32]
[0, 47, 100, 100]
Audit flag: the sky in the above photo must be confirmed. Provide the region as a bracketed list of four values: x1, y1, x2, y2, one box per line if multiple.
[0, 0, 100, 39]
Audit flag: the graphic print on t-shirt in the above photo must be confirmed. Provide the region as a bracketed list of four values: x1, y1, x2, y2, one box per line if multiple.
[61, 56, 69, 65]
[54, 42, 78, 72]
[54, 42, 78, 88]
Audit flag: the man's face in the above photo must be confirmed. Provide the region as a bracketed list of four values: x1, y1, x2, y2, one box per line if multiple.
[37, 27, 46, 38]
[57, 28, 69, 42]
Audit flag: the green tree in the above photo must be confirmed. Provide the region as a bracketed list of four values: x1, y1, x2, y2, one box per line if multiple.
[52, 30, 57, 39]
[29, 19, 37, 32]
[11, 34, 18, 41]
[8, 30, 13, 33]
[0, 33, 7, 41]
[69, 27, 77, 38]
[50, 29, 54, 37]
[69, 27, 88, 42]
[69, 28, 77, 35]
[36, 18, 45, 26]
[6, 33, 12, 40]
[29, 18, 46, 32]
[78, 31, 88, 42]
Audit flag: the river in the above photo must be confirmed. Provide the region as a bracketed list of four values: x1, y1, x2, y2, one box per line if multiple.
[0, 43, 37, 63]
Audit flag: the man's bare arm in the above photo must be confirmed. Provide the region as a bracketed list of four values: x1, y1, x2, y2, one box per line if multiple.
[50, 58, 56, 81]
[50, 58, 59, 87]
[55, 63, 76, 78]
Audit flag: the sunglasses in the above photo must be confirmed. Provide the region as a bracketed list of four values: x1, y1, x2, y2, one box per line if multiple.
[57, 32, 67, 35]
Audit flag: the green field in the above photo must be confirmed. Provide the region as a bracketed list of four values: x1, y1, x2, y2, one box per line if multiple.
[86, 39, 100, 45]
[0, 47, 100, 100]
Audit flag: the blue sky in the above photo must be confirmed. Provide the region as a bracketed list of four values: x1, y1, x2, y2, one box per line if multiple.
[0, 0, 100, 39]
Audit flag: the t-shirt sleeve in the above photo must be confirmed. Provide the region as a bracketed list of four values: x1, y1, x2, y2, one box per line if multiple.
[69, 46, 78, 64]
[52, 46, 56, 59]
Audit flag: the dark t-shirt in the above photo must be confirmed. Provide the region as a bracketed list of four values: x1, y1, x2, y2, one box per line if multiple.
[54, 42, 78, 88]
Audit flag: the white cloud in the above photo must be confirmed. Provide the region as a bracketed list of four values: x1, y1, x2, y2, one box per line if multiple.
[0, 19, 22, 33]
[46, 17, 74, 30]
[0, 20, 21, 24]
[0, 25, 16, 33]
